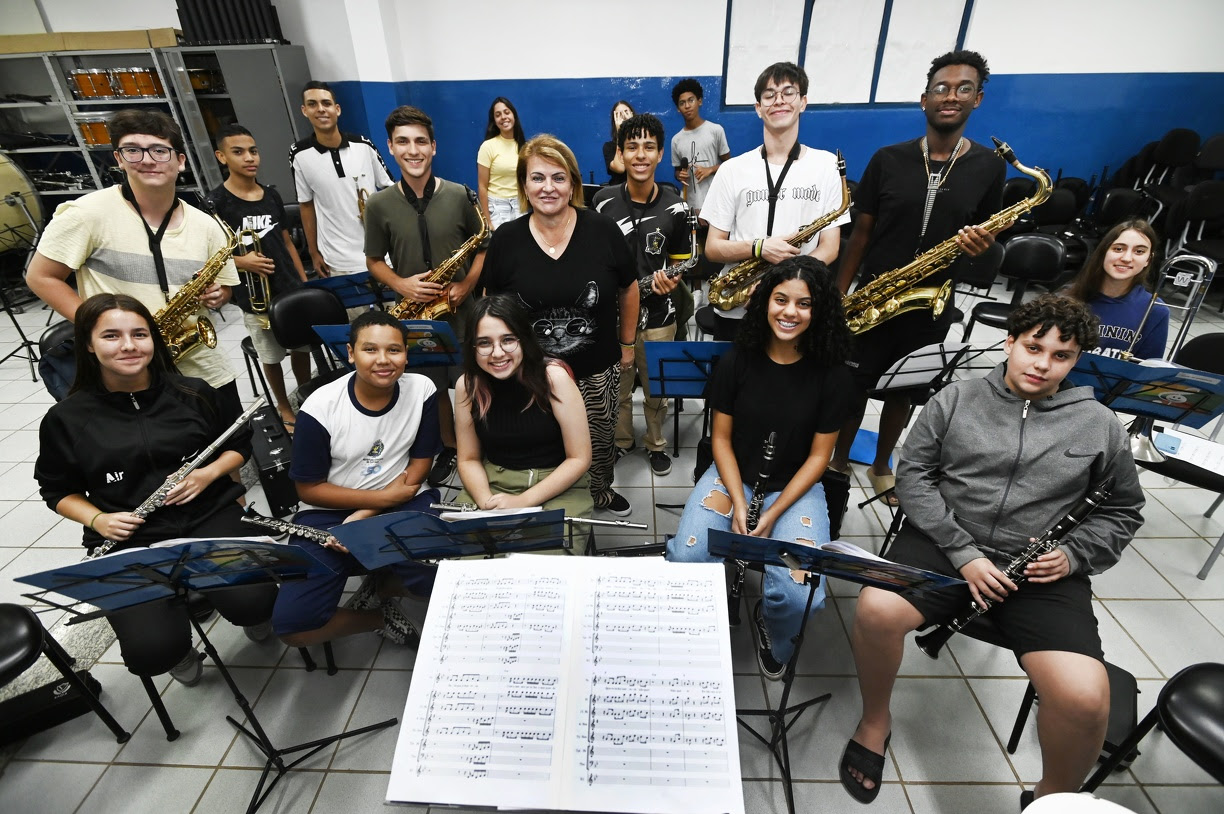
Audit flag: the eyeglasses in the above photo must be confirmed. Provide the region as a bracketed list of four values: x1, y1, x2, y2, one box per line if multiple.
[474, 336, 521, 356]
[533, 317, 593, 339]
[926, 82, 978, 100]
[759, 87, 801, 105]
[117, 144, 175, 163]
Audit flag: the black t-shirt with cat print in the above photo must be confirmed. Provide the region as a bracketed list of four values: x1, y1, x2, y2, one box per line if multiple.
[481, 207, 637, 379]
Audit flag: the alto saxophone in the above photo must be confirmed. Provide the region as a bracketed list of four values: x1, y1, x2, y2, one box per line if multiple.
[637, 208, 700, 298]
[843, 137, 1052, 335]
[708, 150, 850, 311]
[156, 209, 240, 361]
[388, 188, 490, 321]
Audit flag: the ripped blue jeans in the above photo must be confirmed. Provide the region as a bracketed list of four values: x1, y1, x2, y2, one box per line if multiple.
[666, 463, 829, 664]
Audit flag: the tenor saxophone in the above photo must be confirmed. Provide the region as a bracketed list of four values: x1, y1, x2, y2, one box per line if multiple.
[708, 150, 850, 311]
[842, 137, 1051, 335]
[388, 189, 490, 321]
[155, 210, 240, 361]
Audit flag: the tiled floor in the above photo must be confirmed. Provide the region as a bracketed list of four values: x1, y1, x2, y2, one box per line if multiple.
[0, 281, 1222, 814]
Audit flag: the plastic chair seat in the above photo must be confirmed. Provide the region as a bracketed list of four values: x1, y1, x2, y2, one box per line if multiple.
[1157, 663, 1224, 781]
[0, 604, 43, 684]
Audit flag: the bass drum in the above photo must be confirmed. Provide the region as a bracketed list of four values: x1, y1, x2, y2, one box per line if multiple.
[0, 153, 45, 254]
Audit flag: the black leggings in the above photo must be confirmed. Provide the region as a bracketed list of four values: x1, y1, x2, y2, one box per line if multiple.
[105, 503, 278, 677]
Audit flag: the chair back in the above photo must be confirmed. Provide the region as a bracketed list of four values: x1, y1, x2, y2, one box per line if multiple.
[1055, 176, 1092, 210]
[1002, 176, 1037, 208]
[1000, 233, 1066, 285]
[1173, 332, 1224, 375]
[1156, 662, 1224, 784]
[1195, 133, 1224, 174]
[1097, 188, 1144, 229]
[1032, 187, 1078, 227]
[268, 287, 347, 368]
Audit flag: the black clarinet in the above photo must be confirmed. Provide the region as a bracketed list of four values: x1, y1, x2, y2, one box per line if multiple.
[915, 477, 1115, 658]
[729, 432, 776, 625]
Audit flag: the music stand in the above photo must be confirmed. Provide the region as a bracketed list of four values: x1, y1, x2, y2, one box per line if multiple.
[857, 341, 985, 510]
[305, 271, 386, 310]
[17, 539, 398, 814]
[329, 508, 571, 565]
[1068, 353, 1224, 430]
[707, 530, 964, 814]
[643, 340, 731, 458]
[1, 190, 43, 380]
[313, 320, 461, 373]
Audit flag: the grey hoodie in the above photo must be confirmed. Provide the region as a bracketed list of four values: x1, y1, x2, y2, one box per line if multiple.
[896, 363, 1145, 576]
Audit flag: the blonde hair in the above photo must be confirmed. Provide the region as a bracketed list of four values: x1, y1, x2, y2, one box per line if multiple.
[516, 134, 584, 213]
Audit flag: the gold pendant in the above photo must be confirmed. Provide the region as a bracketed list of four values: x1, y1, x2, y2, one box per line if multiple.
[548, 246, 556, 255]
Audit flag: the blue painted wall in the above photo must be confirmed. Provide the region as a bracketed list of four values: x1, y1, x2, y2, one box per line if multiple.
[328, 72, 1224, 193]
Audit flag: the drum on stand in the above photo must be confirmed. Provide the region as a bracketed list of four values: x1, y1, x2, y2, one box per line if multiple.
[0, 153, 44, 255]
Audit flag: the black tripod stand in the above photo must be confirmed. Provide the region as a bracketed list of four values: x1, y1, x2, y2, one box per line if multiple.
[0, 191, 43, 380]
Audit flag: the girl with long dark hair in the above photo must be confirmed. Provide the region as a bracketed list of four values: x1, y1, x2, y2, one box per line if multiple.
[454, 294, 593, 517]
[34, 293, 275, 686]
[666, 257, 852, 678]
[477, 97, 527, 228]
[602, 100, 634, 184]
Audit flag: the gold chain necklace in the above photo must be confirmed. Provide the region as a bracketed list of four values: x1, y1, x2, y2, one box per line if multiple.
[534, 209, 573, 255]
[921, 136, 965, 189]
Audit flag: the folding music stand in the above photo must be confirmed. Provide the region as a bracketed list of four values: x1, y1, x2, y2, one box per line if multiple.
[304, 271, 386, 311]
[329, 508, 572, 565]
[857, 341, 988, 509]
[707, 530, 963, 814]
[312, 320, 461, 372]
[17, 539, 396, 814]
[643, 339, 731, 457]
[1068, 353, 1224, 430]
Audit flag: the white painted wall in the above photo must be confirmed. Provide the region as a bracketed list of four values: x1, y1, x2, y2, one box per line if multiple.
[36, 0, 179, 32]
[2, 0, 48, 35]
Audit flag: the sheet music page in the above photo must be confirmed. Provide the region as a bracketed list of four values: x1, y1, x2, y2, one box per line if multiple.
[387, 556, 743, 814]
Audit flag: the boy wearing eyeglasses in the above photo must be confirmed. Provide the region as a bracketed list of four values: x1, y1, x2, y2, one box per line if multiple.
[830, 50, 1005, 506]
[27, 108, 241, 412]
[701, 62, 849, 341]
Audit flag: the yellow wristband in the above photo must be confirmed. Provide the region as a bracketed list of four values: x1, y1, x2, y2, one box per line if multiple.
[88, 511, 103, 530]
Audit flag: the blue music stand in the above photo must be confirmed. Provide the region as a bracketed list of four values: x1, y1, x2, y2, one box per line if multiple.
[644, 339, 732, 457]
[329, 509, 570, 568]
[312, 320, 461, 372]
[305, 272, 386, 310]
[1069, 354, 1224, 429]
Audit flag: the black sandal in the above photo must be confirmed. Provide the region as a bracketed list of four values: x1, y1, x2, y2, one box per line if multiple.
[839, 732, 891, 804]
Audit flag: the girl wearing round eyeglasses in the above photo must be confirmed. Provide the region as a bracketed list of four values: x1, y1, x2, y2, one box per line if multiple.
[453, 294, 594, 518]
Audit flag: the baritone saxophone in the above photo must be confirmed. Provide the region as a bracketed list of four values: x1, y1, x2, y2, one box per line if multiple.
[707, 150, 850, 311]
[842, 137, 1051, 335]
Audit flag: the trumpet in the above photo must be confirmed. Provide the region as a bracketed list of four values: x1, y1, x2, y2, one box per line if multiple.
[236, 227, 272, 327]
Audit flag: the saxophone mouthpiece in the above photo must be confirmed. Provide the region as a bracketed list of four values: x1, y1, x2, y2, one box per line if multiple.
[991, 137, 1017, 165]
[834, 150, 846, 176]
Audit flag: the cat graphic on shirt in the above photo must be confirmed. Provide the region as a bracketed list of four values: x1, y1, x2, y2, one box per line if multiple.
[520, 283, 598, 359]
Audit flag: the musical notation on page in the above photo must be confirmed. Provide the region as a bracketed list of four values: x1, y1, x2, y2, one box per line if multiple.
[387, 556, 744, 814]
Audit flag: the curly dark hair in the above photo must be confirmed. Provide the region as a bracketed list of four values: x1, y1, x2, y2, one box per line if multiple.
[736, 256, 851, 365]
[616, 113, 665, 151]
[1006, 293, 1100, 352]
[927, 49, 991, 89]
[671, 78, 703, 107]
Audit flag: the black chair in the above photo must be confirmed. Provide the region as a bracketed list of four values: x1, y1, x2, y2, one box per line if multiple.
[239, 336, 272, 402]
[1170, 180, 1224, 275]
[1095, 187, 1145, 232]
[963, 233, 1066, 341]
[1130, 332, 1224, 578]
[997, 177, 1038, 242]
[1139, 128, 1201, 190]
[0, 604, 130, 743]
[1082, 662, 1224, 792]
[36, 319, 75, 402]
[267, 287, 349, 402]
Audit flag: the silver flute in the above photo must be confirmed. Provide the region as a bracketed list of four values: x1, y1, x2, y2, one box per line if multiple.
[431, 502, 648, 529]
[87, 397, 266, 559]
[240, 505, 337, 545]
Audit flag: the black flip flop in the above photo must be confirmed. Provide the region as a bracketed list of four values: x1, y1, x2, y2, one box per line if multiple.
[839, 732, 891, 804]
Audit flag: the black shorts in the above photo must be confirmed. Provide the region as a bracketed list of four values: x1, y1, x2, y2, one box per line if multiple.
[846, 310, 952, 392]
[889, 522, 1104, 662]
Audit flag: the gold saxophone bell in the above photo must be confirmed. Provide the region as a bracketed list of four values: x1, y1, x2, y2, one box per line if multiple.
[389, 188, 490, 320]
[356, 178, 369, 224]
[237, 228, 272, 328]
[156, 208, 239, 362]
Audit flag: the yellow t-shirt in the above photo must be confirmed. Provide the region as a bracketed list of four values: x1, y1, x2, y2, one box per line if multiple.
[476, 135, 520, 200]
[38, 185, 239, 388]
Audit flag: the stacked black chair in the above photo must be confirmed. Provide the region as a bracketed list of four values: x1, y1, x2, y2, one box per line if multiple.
[963, 233, 1066, 341]
[0, 603, 130, 743]
[1081, 662, 1224, 792]
[267, 286, 349, 403]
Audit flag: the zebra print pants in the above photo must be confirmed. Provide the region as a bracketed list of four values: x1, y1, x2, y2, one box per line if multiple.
[577, 363, 622, 509]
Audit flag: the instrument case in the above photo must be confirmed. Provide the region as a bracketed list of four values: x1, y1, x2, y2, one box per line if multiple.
[250, 406, 297, 517]
[0, 669, 105, 745]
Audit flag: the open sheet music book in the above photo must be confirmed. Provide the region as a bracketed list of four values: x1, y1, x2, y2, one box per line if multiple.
[387, 556, 744, 814]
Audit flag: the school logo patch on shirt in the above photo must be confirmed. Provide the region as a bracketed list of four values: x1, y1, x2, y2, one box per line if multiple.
[363, 439, 386, 476]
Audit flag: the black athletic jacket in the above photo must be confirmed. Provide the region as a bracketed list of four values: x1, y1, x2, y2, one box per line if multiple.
[35, 371, 250, 552]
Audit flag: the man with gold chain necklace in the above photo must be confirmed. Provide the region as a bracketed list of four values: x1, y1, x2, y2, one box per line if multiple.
[831, 50, 1005, 504]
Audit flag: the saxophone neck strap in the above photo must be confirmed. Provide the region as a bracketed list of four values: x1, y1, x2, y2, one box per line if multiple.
[122, 183, 178, 300]
[760, 140, 802, 237]
[400, 175, 437, 271]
